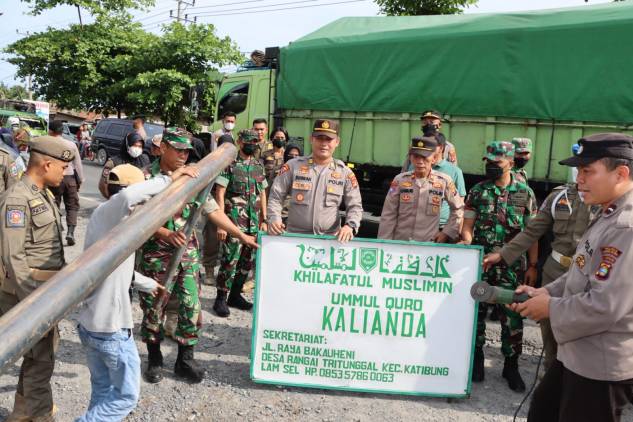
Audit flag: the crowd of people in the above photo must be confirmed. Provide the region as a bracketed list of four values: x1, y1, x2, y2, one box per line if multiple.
[0, 109, 632, 422]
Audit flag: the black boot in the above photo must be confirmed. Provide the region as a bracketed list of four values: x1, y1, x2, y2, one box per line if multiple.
[213, 290, 230, 317]
[143, 343, 163, 384]
[472, 347, 485, 382]
[227, 281, 252, 310]
[66, 225, 76, 246]
[174, 345, 206, 383]
[502, 356, 526, 392]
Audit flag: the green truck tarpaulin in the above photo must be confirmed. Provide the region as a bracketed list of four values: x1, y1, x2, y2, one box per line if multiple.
[277, 2, 633, 124]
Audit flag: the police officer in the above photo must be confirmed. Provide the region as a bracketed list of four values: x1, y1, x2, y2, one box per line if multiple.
[0, 141, 18, 194]
[378, 136, 463, 242]
[512, 137, 533, 183]
[0, 136, 74, 422]
[512, 133, 633, 422]
[483, 182, 596, 371]
[460, 140, 538, 392]
[267, 119, 363, 242]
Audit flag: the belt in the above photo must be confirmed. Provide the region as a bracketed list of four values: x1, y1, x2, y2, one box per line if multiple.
[551, 250, 572, 269]
[29, 268, 59, 282]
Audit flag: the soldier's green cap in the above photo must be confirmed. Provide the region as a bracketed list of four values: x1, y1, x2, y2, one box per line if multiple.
[512, 137, 533, 153]
[239, 129, 259, 143]
[29, 135, 75, 162]
[483, 141, 514, 161]
[162, 127, 193, 150]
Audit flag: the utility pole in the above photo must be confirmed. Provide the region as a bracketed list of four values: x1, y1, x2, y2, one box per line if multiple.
[15, 30, 33, 100]
[170, 0, 197, 24]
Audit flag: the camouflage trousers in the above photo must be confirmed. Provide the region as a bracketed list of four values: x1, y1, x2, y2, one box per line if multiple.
[216, 234, 256, 292]
[139, 265, 201, 346]
[476, 261, 524, 358]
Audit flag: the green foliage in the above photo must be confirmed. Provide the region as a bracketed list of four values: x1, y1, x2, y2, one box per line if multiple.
[21, 0, 154, 16]
[0, 84, 29, 100]
[5, 17, 244, 126]
[375, 0, 478, 16]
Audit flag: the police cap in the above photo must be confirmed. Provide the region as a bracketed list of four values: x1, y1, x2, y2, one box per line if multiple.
[559, 133, 633, 167]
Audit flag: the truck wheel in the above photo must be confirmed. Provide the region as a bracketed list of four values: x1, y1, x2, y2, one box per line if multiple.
[96, 148, 108, 166]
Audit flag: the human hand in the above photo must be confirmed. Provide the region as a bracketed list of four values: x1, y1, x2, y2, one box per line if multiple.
[523, 266, 538, 287]
[162, 230, 187, 247]
[433, 232, 449, 244]
[336, 225, 355, 243]
[239, 233, 259, 249]
[172, 165, 200, 179]
[268, 220, 285, 235]
[217, 228, 227, 241]
[482, 252, 502, 272]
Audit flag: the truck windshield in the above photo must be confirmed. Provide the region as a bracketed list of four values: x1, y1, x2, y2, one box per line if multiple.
[217, 82, 249, 120]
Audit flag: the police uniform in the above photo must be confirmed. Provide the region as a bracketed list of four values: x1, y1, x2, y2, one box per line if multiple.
[0, 144, 19, 194]
[498, 183, 596, 371]
[0, 136, 73, 421]
[528, 133, 633, 422]
[378, 136, 464, 242]
[267, 119, 363, 235]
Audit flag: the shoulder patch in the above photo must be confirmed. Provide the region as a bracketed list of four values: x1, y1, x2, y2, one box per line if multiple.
[347, 171, 359, 189]
[9, 162, 18, 177]
[5, 205, 26, 228]
[279, 164, 290, 175]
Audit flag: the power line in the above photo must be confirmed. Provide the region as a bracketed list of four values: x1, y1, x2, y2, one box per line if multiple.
[191, 0, 320, 16]
[191, 0, 368, 17]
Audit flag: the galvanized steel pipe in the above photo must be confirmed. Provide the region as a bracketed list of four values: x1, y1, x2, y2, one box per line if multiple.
[0, 143, 236, 370]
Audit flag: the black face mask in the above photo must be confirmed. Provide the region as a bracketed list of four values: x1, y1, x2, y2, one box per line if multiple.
[422, 123, 438, 136]
[514, 157, 529, 169]
[272, 139, 285, 149]
[485, 162, 505, 180]
[241, 143, 258, 156]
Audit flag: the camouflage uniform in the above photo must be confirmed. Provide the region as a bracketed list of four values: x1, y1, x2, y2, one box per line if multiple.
[139, 159, 212, 346]
[511, 137, 532, 183]
[465, 144, 537, 359]
[215, 155, 267, 291]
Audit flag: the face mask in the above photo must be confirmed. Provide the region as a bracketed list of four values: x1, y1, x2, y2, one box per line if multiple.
[128, 146, 143, 158]
[485, 162, 505, 180]
[514, 157, 529, 169]
[422, 123, 438, 135]
[272, 139, 285, 149]
[241, 143, 257, 156]
[224, 122, 235, 131]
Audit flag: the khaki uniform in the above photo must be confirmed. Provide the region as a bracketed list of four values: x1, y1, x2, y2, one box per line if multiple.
[0, 175, 64, 419]
[260, 148, 285, 187]
[0, 145, 18, 194]
[499, 184, 595, 370]
[545, 187, 633, 381]
[267, 155, 363, 234]
[377, 170, 463, 242]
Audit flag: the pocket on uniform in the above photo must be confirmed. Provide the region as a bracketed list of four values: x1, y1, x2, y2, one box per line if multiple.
[426, 203, 440, 216]
[325, 191, 342, 207]
[31, 211, 56, 243]
[506, 207, 524, 228]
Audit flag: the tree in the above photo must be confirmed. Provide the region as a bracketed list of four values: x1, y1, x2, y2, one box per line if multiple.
[21, 0, 154, 16]
[0, 83, 29, 100]
[5, 17, 243, 125]
[375, 0, 478, 16]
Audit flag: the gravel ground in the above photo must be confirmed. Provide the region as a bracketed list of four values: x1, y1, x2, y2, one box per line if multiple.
[0, 204, 631, 422]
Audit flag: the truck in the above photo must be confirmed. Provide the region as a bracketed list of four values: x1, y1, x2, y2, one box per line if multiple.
[210, 2, 633, 230]
[0, 99, 49, 137]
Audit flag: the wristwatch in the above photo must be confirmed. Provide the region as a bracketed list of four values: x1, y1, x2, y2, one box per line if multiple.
[346, 221, 358, 235]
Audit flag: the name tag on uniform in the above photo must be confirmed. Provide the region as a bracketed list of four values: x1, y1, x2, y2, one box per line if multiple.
[509, 192, 528, 206]
[292, 181, 312, 191]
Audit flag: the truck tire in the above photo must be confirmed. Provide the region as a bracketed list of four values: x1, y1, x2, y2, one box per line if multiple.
[96, 148, 108, 166]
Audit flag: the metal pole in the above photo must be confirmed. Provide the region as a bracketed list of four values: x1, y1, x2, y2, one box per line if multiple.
[154, 180, 216, 311]
[0, 143, 237, 370]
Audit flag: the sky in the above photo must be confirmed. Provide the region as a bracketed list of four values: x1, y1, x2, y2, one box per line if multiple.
[0, 0, 613, 88]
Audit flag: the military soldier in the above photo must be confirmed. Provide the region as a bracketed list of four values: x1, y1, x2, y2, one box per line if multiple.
[261, 127, 288, 191]
[483, 182, 596, 371]
[139, 128, 257, 384]
[511, 133, 633, 422]
[0, 142, 19, 194]
[460, 140, 538, 392]
[214, 129, 267, 317]
[511, 137, 532, 183]
[0, 136, 74, 422]
[378, 136, 463, 242]
[267, 119, 363, 242]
